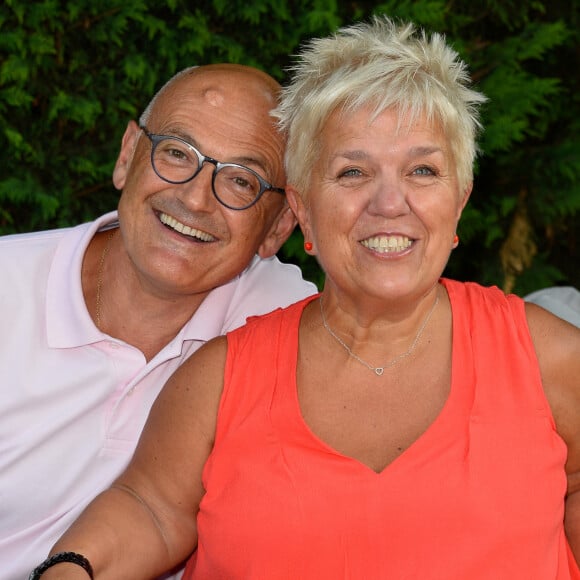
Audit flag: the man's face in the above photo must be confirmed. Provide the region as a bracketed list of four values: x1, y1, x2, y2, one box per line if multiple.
[113, 66, 288, 300]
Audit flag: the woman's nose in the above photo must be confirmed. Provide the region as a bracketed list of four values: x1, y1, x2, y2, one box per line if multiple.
[367, 178, 410, 217]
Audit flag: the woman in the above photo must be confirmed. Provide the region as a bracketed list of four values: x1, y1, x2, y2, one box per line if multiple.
[31, 16, 580, 580]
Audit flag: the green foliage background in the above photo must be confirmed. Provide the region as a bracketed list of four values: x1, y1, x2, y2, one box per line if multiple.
[1, 0, 579, 294]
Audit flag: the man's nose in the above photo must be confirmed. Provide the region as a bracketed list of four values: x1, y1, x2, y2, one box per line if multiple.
[177, 163, 217, 211]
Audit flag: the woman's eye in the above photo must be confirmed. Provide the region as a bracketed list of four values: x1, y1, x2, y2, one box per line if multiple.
[338, 168, 363, 178]
[413, 166, 435, 176]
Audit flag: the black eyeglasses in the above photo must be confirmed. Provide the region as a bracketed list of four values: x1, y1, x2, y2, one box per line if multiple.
[139, 126, 285, 210]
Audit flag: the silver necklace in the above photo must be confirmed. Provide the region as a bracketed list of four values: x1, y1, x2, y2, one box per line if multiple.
[319, 294, 440, 376]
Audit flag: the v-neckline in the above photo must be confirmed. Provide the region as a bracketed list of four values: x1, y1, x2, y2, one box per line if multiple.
[284, 281, 468, 476]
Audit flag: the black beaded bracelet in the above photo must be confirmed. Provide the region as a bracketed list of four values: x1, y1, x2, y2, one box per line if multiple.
[28, 551, 94, 579]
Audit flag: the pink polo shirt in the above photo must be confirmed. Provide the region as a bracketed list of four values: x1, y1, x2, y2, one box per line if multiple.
[0, 212, 316, 580]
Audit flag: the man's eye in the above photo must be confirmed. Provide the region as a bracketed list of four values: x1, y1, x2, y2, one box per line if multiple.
[168, 148, 187, 160]
[157, 140, 193, 162]
[233, 176, 253, 189]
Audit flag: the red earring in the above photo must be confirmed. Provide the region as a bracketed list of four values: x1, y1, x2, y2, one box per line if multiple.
[304, 241, 313, 252]
[452, 234, 459, 247]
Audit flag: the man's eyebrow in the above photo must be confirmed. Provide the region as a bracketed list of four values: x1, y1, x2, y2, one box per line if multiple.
[162, 127, 199, 146]
[162, 127, 272, 174]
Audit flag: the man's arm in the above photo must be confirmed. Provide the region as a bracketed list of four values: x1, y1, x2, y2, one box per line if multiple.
[37, 336, 228, 579]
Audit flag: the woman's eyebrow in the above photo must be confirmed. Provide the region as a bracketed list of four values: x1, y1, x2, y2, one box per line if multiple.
[408, 145, 445, 157]
[329, 149, 370, 162]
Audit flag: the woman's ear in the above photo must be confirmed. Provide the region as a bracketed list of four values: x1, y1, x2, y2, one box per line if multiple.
[457, 181, 473, 219]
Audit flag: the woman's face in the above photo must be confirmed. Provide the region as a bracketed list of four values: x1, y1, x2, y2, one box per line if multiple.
[289, 106, 471, 303]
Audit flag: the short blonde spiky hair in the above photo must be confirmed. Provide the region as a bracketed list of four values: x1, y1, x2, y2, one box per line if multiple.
[273, 16, 487, 194]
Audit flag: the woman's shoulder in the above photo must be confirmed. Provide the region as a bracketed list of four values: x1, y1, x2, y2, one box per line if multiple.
[232, 293, 320, 336]
[525, 299, 580, 463]
[525, 300, 580, 374]
[441, 278, 521, 313]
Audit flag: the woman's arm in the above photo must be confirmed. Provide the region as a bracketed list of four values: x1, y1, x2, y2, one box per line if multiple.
[526, 302, 580, 561]
[37, 336, 228, 580]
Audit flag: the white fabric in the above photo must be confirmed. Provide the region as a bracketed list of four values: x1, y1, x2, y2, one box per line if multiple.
[0, 211, 317, 580]
[525, 286, 580, 328]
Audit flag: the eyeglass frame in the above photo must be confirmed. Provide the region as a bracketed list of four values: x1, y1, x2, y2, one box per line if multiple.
[139, 125, 286, 211]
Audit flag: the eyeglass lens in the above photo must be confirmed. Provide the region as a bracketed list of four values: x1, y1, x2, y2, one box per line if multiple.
[152, 136, 264, 209]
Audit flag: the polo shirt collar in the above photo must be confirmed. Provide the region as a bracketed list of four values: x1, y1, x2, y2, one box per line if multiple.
[46, 212, 243, 352]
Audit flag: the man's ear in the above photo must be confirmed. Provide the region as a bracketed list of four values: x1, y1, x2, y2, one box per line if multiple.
[257, 203, 298, 259]
[112, 121, 140, 190]
[284, 185, 311, 242]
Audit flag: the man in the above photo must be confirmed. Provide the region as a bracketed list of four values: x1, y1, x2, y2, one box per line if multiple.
[1, 64, 316, 579]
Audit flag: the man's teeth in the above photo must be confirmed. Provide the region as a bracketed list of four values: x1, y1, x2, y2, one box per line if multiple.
[159, 213, 215, 242]
[361, 235, 412, 253]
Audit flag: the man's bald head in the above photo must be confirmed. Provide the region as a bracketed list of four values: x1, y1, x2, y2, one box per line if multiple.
[139, 64, 281, 127]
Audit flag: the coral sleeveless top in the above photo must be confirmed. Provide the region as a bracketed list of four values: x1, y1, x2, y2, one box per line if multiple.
[183, 279, 580, 579]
